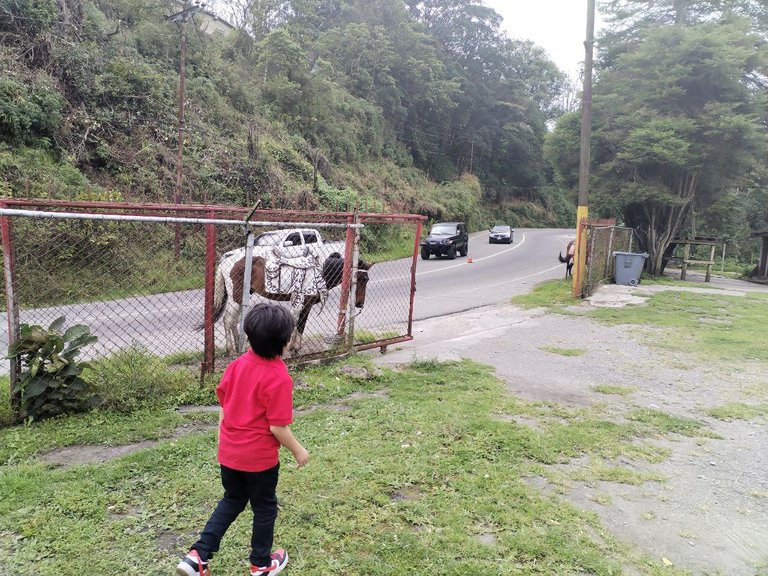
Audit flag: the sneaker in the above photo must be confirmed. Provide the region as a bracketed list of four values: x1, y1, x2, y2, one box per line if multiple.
[177, 549, 211, 576]
[249, 549, 288, 576]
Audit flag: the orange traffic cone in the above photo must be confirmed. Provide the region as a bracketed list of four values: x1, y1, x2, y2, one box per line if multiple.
[467, 254, 473, 263]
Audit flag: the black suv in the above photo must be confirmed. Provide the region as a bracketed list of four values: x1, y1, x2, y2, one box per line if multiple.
[420, 222, 469, 260]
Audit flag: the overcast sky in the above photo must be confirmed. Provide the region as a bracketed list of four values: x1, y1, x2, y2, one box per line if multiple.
[483, 0, 606, 77]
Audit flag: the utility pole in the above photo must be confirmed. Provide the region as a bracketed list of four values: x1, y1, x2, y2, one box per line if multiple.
[167, 2, 203, 254]
[573, 0, 595, 297]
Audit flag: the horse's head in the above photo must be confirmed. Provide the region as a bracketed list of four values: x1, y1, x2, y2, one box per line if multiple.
[354, 259, 372, 309]
[322, 253, 373, 309]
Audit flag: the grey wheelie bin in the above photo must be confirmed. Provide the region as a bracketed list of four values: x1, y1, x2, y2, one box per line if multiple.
[613, 252, 649, 286]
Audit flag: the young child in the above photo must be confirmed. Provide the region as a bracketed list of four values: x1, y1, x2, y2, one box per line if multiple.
[177, 303, 309, 576]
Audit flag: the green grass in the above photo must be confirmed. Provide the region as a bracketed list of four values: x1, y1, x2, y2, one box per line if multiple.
[541, 346, 586, 357]
[706, 403, 768, 422]
[355, 329, 402, 345]
[627, 408, 714, 438]
[589, 291, 768, 364]
[516, 281, 768, 368]
[592, 384, 636, 396]
[569, 461, 665, 486]
[515, 279, 765, 370]
[511, 279, 581, 311]
[0, 358, 694, 575]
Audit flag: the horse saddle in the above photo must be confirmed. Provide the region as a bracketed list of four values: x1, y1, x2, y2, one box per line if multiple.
[264, 247, 328, 310]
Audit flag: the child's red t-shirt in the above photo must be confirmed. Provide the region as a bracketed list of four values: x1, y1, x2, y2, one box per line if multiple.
[216, 351, 293, 472]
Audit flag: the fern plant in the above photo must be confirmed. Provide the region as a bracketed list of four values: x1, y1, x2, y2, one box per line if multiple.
[7, 316, 98, 422]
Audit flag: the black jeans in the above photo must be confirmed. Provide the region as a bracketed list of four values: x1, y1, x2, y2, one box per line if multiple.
[192, 463, 280, 567]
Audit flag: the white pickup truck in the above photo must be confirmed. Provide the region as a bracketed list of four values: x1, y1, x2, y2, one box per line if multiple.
[222, 228, 347, 262]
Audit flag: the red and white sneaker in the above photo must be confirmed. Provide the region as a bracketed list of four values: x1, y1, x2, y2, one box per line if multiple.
[249, 549, 288, 576]
[176, 549, 211, 576]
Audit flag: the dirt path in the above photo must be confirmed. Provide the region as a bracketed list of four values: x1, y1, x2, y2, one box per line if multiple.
[371, 280, 768, 575]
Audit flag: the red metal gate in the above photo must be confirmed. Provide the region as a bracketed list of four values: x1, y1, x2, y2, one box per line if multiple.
[0, 199, 425, 384]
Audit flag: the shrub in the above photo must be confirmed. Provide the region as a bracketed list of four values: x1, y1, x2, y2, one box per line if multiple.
[90, 346, 196, 413]
[7, 317, 98, 422]
[0, 76, 62, 143]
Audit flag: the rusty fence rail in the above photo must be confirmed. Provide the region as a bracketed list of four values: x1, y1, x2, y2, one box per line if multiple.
[0, 200, 425, 387]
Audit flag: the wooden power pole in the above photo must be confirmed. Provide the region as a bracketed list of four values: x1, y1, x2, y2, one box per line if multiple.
[167, 2, 203, 254]
[573, 0, 595, 296]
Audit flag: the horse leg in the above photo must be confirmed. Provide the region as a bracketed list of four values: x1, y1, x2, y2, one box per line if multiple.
[223, 300, 241, 354]
[289, 302, 313, 354]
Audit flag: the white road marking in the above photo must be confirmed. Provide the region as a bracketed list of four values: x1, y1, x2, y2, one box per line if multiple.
[426, 264, 563, 298]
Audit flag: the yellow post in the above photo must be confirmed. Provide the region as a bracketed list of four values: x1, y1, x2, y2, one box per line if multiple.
[572, 206, 589, 297]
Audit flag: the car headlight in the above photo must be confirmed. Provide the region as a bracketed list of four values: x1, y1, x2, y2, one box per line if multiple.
[441, 238, 452, 244]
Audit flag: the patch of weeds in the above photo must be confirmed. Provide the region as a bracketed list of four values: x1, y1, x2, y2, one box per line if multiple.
[540, 346, 586, 357]
[355, 329, 401, 345]
[706, 403, 768, 422]
[589, 290, 768, 365]
[589, 493, 613, 505]
[570, 461, 665, 486]
[592, 384, 636, 396]
[741, 381, 768, 400]
[650, 276, 719, 289]
[0, 408, 192, 465]
[90, 346, 200, 413]
[628, 408, 716, 438]
[0, 376, 13, 427]
[291, 355, 389, 410]
[163, 347, 229, 367]
[511, 279, 581, 312]
[499, 400, 672, 465]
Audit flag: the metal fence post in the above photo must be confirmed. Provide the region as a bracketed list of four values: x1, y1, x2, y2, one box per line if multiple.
[238, 230, 255, 354]
[336, 216, 355, 337]
[0, 203, 21, 417]
[347, 212, 361, 349]
[202, 212, 216, 378]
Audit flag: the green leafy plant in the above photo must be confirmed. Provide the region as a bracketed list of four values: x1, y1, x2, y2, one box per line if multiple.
[7, 316, 98, 422]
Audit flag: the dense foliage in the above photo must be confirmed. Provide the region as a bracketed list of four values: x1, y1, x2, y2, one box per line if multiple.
[549, 0, 768, 272]
[0, 0, 573, 229]
[2, 0, 767, 266]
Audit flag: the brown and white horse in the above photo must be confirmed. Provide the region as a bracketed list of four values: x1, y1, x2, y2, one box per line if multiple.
[209, 251, 372, 354]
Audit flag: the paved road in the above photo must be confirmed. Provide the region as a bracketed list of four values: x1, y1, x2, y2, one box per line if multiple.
[0, 228, 575, 371]
[325, 227, 574, 346]
[408, 228, 573, 319]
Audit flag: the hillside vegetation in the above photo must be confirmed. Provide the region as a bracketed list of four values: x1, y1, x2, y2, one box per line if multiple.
[0, 0, 574, 229]
[3, 0, 768, 266]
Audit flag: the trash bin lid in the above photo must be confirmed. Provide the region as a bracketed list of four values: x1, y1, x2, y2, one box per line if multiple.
[612, 251, 649, 258]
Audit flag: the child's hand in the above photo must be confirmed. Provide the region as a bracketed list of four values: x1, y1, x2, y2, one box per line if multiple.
[292, 446, 309, 467]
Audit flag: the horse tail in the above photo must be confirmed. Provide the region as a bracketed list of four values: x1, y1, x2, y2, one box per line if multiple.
[195, 261, 228, 330]
[559, 252, 568, 263]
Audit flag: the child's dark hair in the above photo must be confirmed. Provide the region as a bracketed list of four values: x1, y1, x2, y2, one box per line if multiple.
[243, 303, 296, 359]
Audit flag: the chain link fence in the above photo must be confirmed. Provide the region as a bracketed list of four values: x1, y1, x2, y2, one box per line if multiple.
[583, 224, 635, 297]
[1, 200, 424, 387]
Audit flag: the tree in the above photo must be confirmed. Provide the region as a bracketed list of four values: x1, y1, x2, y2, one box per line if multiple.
[590, 20, 768, 274]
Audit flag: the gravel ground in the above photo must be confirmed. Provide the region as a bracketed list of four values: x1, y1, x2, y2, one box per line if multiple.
[370, 277, 768, 575]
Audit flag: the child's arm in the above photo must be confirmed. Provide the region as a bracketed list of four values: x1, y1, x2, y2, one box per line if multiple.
[270, 425, 309, 467]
